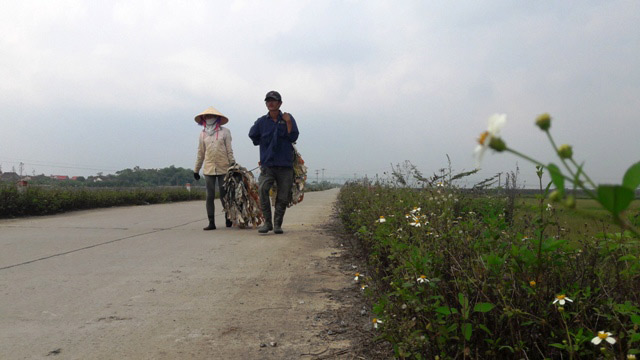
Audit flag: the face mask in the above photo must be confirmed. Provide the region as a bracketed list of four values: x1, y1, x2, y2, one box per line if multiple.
[205, 118, 217, 125]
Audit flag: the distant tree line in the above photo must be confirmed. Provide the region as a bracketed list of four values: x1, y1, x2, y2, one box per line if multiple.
[8, 166, 197, 187]
[2, 165, 343, 191]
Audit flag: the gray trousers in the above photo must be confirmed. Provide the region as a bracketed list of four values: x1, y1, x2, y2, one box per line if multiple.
[258, 166, 294, 226]
[205, 175, 226, 222]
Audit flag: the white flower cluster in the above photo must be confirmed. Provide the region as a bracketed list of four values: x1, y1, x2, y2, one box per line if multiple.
[406, 207, 428, 227]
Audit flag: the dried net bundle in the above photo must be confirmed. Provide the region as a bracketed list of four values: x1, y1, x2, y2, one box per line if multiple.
[269, 145, 307, 207]
[223, 164, 264, 228]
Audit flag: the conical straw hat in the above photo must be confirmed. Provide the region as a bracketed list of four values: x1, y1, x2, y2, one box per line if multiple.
[194, 106, 229, 125]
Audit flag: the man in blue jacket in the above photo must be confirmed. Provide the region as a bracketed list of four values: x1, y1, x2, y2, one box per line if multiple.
[248, 91, 300, 234]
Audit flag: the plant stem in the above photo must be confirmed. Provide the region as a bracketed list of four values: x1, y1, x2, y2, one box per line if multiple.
[560, 314, 575, 360]
[504, 148, 545, 168]
[615, 214, 640, 238]
[569, 159, 598, 189]
[545, 131, 581, 186]
[545, 132, 600, 194]
[536, 172, 546, 282]
[505, 148, 598, 199]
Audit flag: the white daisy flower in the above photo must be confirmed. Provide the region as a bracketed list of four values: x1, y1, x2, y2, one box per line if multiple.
[372, 318, 383, 329]
[417, 275, 430, 284]
[552, 294, 573, 305]
[591, 331, 616, 345]
[474, 113, 507, 168]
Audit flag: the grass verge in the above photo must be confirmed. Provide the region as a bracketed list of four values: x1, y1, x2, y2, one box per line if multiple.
[337, 183, 640, 359]
[0, 185, 205, 218]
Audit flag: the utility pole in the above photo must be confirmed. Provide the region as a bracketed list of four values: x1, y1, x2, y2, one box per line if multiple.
[321, 168, 325, 183]
[315, 170, 319, 183]
[497, 172, 502, 188]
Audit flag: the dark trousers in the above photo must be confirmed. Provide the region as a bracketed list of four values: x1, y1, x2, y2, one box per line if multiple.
[205, 175, 226, 222]
[258, 166, 293, 226]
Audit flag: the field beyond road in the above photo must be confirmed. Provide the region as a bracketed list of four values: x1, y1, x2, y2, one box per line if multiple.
[0, 188, 357, 359]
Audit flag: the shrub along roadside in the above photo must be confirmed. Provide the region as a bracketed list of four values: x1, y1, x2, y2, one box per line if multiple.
[0, 185, 205, 218]
[337, 182, 640, 359]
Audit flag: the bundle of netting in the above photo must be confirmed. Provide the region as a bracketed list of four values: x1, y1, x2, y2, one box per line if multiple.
[223, 164, 264, 228]
[269, 145, 307, 208]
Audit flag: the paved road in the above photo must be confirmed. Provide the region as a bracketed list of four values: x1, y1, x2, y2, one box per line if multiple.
[0, 188, 350, 359]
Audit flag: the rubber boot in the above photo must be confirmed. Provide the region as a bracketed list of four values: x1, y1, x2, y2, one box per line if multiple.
[274, 212, 284, 234]
[258, 220, 273, 234]
[225, 214, 233, 228]
[203, 216, 216, 230]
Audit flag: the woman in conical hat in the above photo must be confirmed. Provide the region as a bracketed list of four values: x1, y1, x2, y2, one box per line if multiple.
[193, 106, 235, 230]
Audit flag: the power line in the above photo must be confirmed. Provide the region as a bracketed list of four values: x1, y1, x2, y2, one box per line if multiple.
[0, 158, 119, 173]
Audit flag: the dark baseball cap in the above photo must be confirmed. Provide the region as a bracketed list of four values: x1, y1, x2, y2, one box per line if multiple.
[264, 91, 282, 102]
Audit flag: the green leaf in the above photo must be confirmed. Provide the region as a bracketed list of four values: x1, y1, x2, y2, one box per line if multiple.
[619, 254, 638, 262]
[622, 161, 640, 190]
[485, 254, 506, 271]
[458, 293, 469, 308]
[447, 323, 458, 333]
[548, 163, 565, 193]
[477, 324, 492, 335]
[631, 314, 640, 325]
[498, 345, 515, 353]
[462, 323, 472, 341]
[549, 343, 566, 350]
[597, 185, 635, 216]
[435, 306, 458, 316]
[542, 238, 567, 252]
[473, 302, 496, 313]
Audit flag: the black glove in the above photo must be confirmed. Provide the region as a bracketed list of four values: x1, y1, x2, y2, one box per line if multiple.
[193, 172, 200, 181]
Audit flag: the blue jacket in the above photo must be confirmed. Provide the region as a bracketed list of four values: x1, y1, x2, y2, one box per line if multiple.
[248, 111, 299, 168]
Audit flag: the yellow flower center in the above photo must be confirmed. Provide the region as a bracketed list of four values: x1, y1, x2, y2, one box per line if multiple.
[355, 273, 359, 277]
[477, 131, 489, 145]
[556, 295, 565, 300]
[420, 275, 427, 279]
[529, 281, 536, 287]
[372, 318, 378, 323]
[598, 332, 608, 340]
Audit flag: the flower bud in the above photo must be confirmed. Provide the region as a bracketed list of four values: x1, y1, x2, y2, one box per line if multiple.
[564, 195, 576, 209]
[535, 113, 551, 131]
[488, 137, 506, 152]
[557, 144, 573, 159]
[549, 190, 562, 202]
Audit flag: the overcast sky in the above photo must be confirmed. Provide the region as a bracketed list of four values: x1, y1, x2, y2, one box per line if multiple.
[1, 1, 638, 187]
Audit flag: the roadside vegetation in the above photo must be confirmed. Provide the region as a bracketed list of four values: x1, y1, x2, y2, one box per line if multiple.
[0, 165, 337, 218]
[0, 185, 205, 218]
[337, 164, 639, 359]
[306, 180, 341, 192]
[15, 165, 197, 187]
